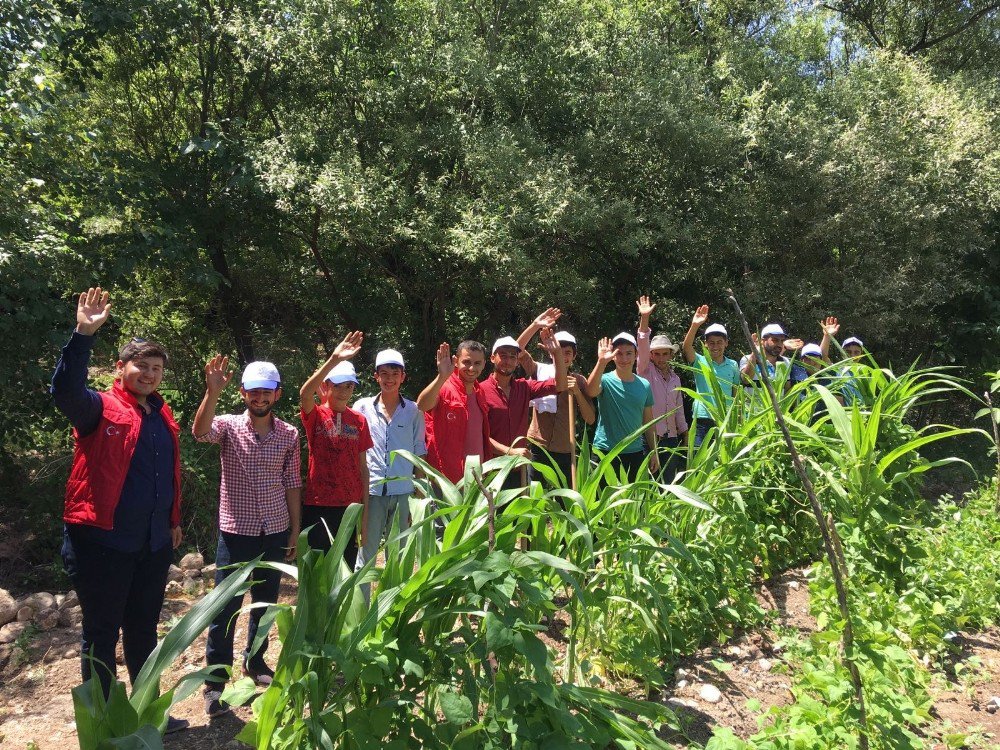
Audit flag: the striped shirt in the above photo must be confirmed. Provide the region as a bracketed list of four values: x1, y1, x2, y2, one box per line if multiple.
[196, 412, 302, 535]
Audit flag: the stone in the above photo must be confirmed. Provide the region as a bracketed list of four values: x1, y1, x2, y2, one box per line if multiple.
[699, 684, 722, 704]
[165, 580, 183, 596]
[17, 606, 35, 622]
[676, 679, 689, 689]
[61, 590, 79, 610]
[23, 592, 56, 611]
[182, 576, 202, 595]
[758, 658, 773, 671]
[167, 565, 184, 583]
[201, 564, 217, 579]
[179, 552, 204, 571]
[986, 697, 1000, 714]
[0, 588, 16, 626]
[0, 621, 28, 644]
[0, 643, 13, 666]
[59, 606, 84, 628]
[35, 608, 60, 631]
[787, 580, 800, 590]
[64, 647, 78, 659]
[186, 566, 202, 579]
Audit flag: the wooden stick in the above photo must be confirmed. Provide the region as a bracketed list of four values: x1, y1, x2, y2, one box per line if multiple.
[568, 392, 577, 491]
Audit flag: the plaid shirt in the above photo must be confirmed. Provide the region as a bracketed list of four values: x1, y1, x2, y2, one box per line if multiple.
[196, 412, 302, 535]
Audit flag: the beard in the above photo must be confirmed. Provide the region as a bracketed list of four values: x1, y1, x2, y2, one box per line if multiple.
[248, 403, 274, 418]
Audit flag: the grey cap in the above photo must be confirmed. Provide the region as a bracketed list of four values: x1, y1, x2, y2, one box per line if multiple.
[649, 334, 680, 353]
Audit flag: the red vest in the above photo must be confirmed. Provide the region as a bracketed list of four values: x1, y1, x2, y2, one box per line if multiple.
[425, 371, 491, 484]
[63, 380, 182, 529]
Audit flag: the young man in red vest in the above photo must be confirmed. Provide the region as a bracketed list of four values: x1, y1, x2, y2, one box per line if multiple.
[52, 287, 187, 734]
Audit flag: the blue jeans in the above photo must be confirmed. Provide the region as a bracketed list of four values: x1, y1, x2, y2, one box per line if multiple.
[205, 529, 287, 689]
[694, 419, 715, 447]
[355, 494, 411, 603]
[61, 525, 173, 698]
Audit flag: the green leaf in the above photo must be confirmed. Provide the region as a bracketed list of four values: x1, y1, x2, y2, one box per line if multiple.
[438, 689, 474, 725]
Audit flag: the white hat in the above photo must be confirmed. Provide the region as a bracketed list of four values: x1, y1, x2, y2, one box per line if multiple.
[650, 334, 680, 353]
[611, 332, 638, 347]
[375, 348, 405, 369]
[554, 331, 577, 346]
[760, 323, 787, 338]
[704, 323, 728, 338]
[491, 336, 521, 354]
[842, 336, 864, 348]
[325, 361, 359, 385]
[242, 361, 281, 390]
[801, 343, 823, 357]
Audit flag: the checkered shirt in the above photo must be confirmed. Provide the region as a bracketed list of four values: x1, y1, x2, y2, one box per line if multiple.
[196, 412, 303, 536]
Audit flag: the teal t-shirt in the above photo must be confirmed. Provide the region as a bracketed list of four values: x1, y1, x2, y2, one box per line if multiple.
[692, 353, 740, 420]
[593, 372, 654, 454]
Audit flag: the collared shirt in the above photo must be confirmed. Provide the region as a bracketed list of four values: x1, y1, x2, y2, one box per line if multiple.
[424, 371, 492, 484]
[301, 405, 373, 506]
[479, 373, 559, 456]
[195, 412, 302, 535]
[51, 331, 175, 553]
[354, 395, 426, 496]
[636, 330, 688, 438]
[527, 371, 591, 454]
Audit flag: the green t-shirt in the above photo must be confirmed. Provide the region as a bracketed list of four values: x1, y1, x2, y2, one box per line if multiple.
[692, 353, 740, 420]
[593, 372, 654, 454]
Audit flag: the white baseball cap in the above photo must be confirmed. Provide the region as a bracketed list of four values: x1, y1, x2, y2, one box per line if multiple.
[704, 323, 728, 338]
[375, 348, 405, 369]
[492, 336, 521, 354]
[760, 323, 787, 338]
[611, 332, 638, 347]
[242, 361, 281, 390]
[842, 336, 864, 348]
[554, 331, 577, 346]
[801, 343, 823, 357]
[325, 361, 359, 385]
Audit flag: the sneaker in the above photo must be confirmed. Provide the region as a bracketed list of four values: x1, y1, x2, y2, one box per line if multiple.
[164, 715, 190, 734]
[204, 689, 231, 718]
[242, 659, 275, 687]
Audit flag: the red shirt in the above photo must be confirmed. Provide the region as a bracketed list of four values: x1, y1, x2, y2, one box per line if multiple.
[300, 405, 373, 507]
[424, 371, 491, 483]
[479, 374, 558, 457]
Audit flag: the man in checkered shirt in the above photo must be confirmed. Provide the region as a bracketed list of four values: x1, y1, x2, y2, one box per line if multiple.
[192, 356, 302, 718]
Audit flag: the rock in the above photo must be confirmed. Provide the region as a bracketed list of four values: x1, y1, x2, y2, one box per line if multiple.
[167, 565, 184, 583]
[186, 566, 202, 579]
[0, 621, 28, 644]
[165, 580, 183, 596]
[17, 606, 35, 622]
[64, 647, 78, 659]
[179, 552, 204, 571]
[61, 590, 79, 610]
[787, 580, 800, 590]
[0, 643, 13, 666]
[727, 645, 743, 657]
[986, 697, 1000, 714]
[0, 588, 16, 626]
[182, 576, 202, 595]
[676, 679, 689, 689]
[35, 608, 60, 631]
[23, 592, 56, 611]
[699, 683, 722, 704]
[59, 606, 83, 628]
[758, 658, 773, 671]
[201, 564, 217, 579]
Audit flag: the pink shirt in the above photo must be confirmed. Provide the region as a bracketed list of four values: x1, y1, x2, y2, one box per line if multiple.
[196, 412, 302, 535]
[464, 392, 485, 462]
[636, 329, 689, 438]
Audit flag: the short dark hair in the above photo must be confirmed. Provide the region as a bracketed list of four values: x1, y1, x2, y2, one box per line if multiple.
[118, 338, 169, 367]
[456, 340, 486, 357]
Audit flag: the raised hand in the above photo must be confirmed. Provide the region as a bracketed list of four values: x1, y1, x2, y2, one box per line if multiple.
[783, 338, 804, 353]
[691, 305, 709, 328]
[748, 332, 760, 360]
[820, 316, 840, 337]
[636, 295, 656, 318]
[539, 326, 560, 357]
[533, 307, 562, 329]
[332, 330, 364, 360]
[597, 337, 615, 363]
[204, 354, 234, 395]
[436, 342, 455, 377]
[75, 287, 112, 335]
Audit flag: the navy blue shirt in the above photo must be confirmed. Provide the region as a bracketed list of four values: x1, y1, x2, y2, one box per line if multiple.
[51, 332, 175, 553]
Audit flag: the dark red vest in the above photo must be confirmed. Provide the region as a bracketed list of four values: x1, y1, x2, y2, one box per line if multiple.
[63, 381, 182, 529]
[425, 371, 491, 483]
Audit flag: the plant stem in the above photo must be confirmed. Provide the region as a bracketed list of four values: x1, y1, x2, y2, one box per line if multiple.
[726, 288, 870, 750]
[473, 469, 497, 552]
[985, 391, 1000, 512]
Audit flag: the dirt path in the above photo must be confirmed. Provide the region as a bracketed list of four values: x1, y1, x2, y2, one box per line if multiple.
[2, 570, 998, 749]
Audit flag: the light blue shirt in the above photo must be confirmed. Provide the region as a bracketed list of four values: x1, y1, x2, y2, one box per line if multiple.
[353, 395, 426, 496]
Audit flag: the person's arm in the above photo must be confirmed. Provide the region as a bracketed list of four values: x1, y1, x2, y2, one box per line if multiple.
[358, 452, 370, 546]
[193, 354, 233, 439]
[284, 487, 301, 561]
[739, 334, 760, 383]
[819, 316, 839, 363]
[585, 337, 615, 397]
[417, 343, 455, 412]
[643, 406, 659, 473]
[636, 296, 655, 374]
[516, 307, 561, 378]
[682, 305, 709, 364]
[538, 327, 568, 391]
[569, 374, 596, 425]
[299, 331, 363, 415]
[52, 288, 115, 435]
[490, 436, 530, 458]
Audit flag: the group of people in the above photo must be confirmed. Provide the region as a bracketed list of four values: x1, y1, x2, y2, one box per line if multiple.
[52, 287, 867, 731]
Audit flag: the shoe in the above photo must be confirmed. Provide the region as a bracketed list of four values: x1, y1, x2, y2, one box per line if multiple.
[164, 715, 190, 734]
[204, 689, 231, 718]
[242, 659, 274, 687]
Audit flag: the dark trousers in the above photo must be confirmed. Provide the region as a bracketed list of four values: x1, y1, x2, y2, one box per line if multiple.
[303, 504, 358, 566]
[61, 525, 172, 698]
[693, 419, 715, 447]
[205, 529, 287, 690]
[611, 450, 647, 480]
[529, 450, 574, 488]
[656, 436, 683, 484]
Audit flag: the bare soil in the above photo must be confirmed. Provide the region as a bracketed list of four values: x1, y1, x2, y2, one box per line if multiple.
[2, 569, 998, 749]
